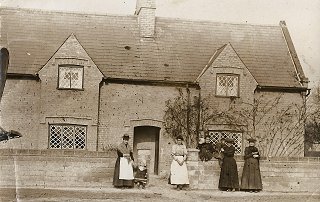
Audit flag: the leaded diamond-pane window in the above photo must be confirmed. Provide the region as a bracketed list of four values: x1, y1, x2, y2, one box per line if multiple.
[216, 74, 239, 97]
[58, 65, 83, 89]
[49, 125, 86, 150]
[208, 131, 242, 155]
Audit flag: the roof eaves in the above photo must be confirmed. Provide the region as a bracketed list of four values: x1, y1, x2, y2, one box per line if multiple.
[279, 21, 309, 87]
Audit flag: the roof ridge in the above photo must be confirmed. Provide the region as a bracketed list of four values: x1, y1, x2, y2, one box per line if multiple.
[0, 6, 136, 18]
[1, 6, 281, 27]
[156, 16, 280, 27]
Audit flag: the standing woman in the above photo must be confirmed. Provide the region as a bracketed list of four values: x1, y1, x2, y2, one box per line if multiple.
[113, 134, 134, 188]
[218, 138, 239, 192]
[240, 138, 262, 192]
[169, 135, 189, 190]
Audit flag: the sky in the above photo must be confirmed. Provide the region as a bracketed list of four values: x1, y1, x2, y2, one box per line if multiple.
[1, 0, 319, 88]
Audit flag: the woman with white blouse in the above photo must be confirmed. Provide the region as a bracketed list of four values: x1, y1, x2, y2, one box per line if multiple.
[169, 135, 189, 190]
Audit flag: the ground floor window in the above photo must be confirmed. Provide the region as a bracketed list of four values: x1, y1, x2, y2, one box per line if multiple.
[49, 124, 87, 150]
[208, 131, 243, 155]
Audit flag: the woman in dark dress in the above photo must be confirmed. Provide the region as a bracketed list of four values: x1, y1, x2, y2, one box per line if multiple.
[218, 138, 239, 192]
[240, 138, 262, 192]
[113, 134, 135, 188]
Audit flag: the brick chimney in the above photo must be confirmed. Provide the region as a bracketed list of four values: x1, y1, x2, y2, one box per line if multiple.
[135, 0, 156, 38]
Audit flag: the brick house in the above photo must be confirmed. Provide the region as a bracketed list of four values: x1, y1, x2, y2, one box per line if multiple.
[0, 0, 309, 177]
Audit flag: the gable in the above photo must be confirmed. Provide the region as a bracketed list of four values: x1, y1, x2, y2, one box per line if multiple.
[38, 33, 102, 76]
[211, 43, 246, 69]
[0, 8, 304, 88]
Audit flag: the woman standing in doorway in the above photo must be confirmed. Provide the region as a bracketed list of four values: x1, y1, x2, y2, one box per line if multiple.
[240, 138, 262, 192]
[169, 135, 189, 190]
[218, 138, 239, 192]
[113, 134, 134, 188]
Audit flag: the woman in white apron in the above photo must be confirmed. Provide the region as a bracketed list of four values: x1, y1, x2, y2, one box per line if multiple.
[169, 135, 189, 190]
[113, 134, 134, 188]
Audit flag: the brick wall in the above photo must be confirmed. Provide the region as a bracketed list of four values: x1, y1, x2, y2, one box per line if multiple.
[0, 149, 318, 192]
[98, 83, 198, 175]
[37, 34, 103, 151]
[187, 150, 320, 192]
[197, 43, 305, 157]
[0, 79, 40, 149]
[254, 91, 305, 157]
[0, 149, 116, 189]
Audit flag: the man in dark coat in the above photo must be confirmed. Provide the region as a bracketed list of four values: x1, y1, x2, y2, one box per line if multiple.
[240, 138, 262, 192]
[218, 138, 239, 191]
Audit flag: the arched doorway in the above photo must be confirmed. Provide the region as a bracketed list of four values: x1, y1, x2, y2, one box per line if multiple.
[133, 126, 160, 175]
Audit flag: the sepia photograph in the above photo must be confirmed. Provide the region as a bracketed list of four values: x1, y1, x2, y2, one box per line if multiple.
[0, 0, 319, 201]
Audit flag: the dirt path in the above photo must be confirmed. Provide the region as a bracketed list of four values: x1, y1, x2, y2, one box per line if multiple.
[1, 187, 319, 202]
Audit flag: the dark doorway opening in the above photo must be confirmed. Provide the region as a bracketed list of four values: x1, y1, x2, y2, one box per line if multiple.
[133, 126, 160, 175]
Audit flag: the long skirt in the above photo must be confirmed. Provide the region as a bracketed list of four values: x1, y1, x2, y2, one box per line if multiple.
[170, 156, 189, 185]
[240, 158, 262, 190]
[113, 157, 134, 187]
[218, 157, 239, 190]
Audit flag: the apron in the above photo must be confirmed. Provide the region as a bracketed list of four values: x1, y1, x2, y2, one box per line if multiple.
[119, 157, 134, 180]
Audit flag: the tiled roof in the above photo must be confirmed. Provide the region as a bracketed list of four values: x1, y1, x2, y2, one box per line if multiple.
[0, 8, 303, 87]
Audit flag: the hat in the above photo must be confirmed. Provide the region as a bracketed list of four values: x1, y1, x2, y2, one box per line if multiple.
[247, 138, 257, 143]
[176, 135, 184, 141]
[122, 134, 130, 140]
[225, 138, 234, 143]
[205, 134, 211, 139]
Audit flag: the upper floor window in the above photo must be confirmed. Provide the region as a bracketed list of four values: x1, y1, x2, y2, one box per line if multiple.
[216, 74, 239, 97]
[49, 124, 87, 150]
[58, 65, 84, 89]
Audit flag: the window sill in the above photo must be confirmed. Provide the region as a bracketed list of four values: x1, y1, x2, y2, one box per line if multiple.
[215, 95, 240, 98]
[57, 88, 84, 91]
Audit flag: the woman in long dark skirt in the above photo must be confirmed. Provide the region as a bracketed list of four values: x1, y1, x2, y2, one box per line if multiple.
[113, 134, 135, 188]
[218, 138, 239, 192]
[240, 138, 262, 192]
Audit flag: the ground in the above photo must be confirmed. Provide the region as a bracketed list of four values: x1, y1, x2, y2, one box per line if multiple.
[1, 186, 319, 202]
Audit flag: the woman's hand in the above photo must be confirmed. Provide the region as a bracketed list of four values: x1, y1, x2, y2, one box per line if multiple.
[178, 160, 184, 166]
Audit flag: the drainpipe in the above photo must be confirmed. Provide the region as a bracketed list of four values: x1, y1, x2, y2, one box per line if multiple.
[96, 79, 104, 151]
[186, 84, 191, 147]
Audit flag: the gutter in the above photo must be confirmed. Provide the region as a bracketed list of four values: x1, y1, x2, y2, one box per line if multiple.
[256, 85, 308, 93]
[7, 73, 40, 81]
[103, 77, 200, 89]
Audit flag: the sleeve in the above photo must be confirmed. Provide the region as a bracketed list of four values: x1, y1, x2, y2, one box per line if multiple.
[117, 149, 123, 157]
[209, 144, 215, 153]
[183, 145, 188, 160]
[244, 147, 253, 159]
[130, 151, 134, 161]
[171, 145, 176, 156]
[255, 147, 260, 160]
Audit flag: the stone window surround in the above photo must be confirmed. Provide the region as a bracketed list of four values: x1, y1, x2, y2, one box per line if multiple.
[49, 124, 87, 150]
[54, 57, 89, 91]
[215, 73, 240, 97]
[43, 116, 93, 150]
[57, 64, 84, 90]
